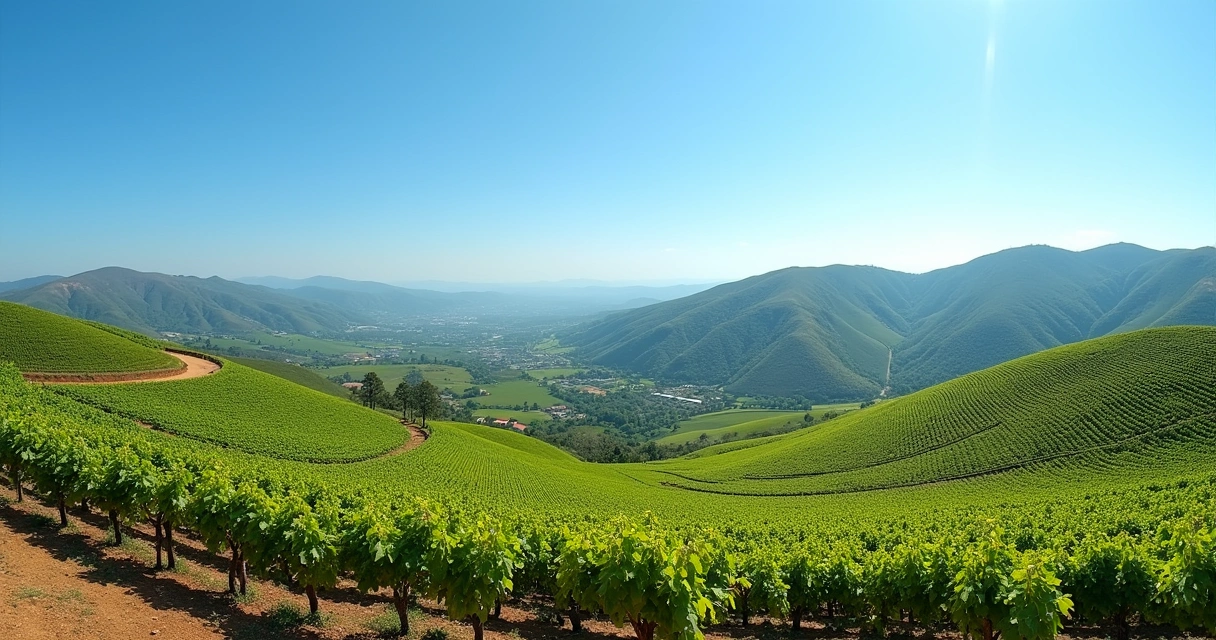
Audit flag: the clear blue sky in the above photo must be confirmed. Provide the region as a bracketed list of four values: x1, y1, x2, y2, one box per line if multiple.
[1, 0, 1213, 283]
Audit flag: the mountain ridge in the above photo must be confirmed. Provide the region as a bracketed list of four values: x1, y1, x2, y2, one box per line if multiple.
[566, 243, 1216, 401]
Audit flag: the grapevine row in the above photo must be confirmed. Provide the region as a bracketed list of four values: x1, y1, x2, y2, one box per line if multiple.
[1, 364, 1213, 639]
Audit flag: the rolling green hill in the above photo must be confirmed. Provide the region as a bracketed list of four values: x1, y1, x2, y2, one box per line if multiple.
[0, 267, 362, 334]
[656, 406, 858, 445]
[0, 275, 61, 294]
[230, 357, 352, 400]
[0, 301, 181, 374]
[5, 309, 1215, 638]
[567, 244, 1216, 400]
[51, 358, 408, 462]
[5, 326, 1214, 529]
[634, 326, 1216, 496]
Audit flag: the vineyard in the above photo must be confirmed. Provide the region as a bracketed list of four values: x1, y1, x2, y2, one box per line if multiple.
[51, 359, 408, 462]
[1, 359, 1214, 639]
[0, 301, 182, 375]
[0, 319, 1215, 638]
[657, 409, 813, 445]
[633, 326, 1216, 496]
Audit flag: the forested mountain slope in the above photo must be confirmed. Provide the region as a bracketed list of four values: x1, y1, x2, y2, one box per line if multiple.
[567, 244, 1216, 400]
[0, 267, 363, 334]
[634, 326, 1216, 496]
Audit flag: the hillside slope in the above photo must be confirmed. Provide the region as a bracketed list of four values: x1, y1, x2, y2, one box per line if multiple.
[0, 301, 181, 374]
[0, 267, 361, 334]
[0, 275, 61, 293]
[5, 326, 1214, 528]
[567, 244, 1216, 400]
[635, 326, 1216, 496]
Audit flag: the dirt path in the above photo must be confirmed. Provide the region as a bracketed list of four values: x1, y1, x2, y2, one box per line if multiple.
[379, 423, 429, 457]
[45, 352, 220, 386]
[880, 348, 892, 397]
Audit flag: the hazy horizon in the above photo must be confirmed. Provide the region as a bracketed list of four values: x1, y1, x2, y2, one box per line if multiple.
[2, 1, 1213, 282]
[2, 241, 1211, 287]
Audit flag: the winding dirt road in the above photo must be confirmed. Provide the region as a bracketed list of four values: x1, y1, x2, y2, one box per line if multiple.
[37, 351, 220, 385]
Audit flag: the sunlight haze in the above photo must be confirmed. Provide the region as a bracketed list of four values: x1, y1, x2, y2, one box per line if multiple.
[2, 0, 1213, 282]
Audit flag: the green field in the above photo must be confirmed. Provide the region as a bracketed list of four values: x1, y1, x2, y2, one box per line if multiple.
[672, 409, 805, 432]
[322, 363, 473, 390]
[3, 325, 1216, 636]
[533, 337, 573, 354]
[52, 358, 407, 462]
[17, 325, 1208, 523]
[1, 327, 1211, 524]
[203, 331, 391, 357]
[230, 357, 352, 400]
[657, 404, 861, 445]
[0, 302, 182, 374]
[477, 379, 563, 408]
[471, 407, 552, 425]
[657, 411, 805, 444]
[526, 367, 583, 379]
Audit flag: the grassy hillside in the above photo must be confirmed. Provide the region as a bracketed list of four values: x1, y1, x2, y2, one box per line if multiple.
[0, 267, 360, 334]
[566, 244, 1216, 400]
[0, 275, 60, 293]
[656, 412, 803, 444]
[51, 358, 407, 462]
[478, 379, 563, 408]
[230, 357, 352, 400]
[6, 326, 1208, 529]
[0, 301, 181, 374]
[637, 326, 1216, 496]
[656, 406, 859, 445]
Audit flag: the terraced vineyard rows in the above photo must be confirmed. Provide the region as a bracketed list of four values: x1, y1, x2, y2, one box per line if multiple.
[0, 301, 182, 374]
[638, 328, 1216, 495]
[3, 318, 1216, 637]
[2, 361, 1214, 638]
[51, 359, 407, 462]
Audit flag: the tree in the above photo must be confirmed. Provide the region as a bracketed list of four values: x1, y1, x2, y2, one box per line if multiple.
[395, 381, 415, 421]
[405, 369, 425, 386]
[432, 513, 520, 640]
[360, 372, 388, 410]
[412, 381, 443, 427]
[342, 498, 446, 634]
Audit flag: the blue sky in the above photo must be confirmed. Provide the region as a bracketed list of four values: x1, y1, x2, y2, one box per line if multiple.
[1, 0, 1213, 283]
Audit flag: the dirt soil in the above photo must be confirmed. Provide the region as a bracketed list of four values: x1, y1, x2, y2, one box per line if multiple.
[41, 352, 220, 386]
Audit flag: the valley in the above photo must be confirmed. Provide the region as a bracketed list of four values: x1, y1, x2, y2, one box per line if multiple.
[1, 297, 1214, 639]
[4, 6, 1212, 639]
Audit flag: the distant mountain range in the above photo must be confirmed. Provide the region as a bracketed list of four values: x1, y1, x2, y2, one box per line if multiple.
[0, 275, 61, 294]
[0, 269, 708, 334]
[238, 275, 713, 304]
[0, 267, 360, 334]
[565, 244, 1216, 402]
